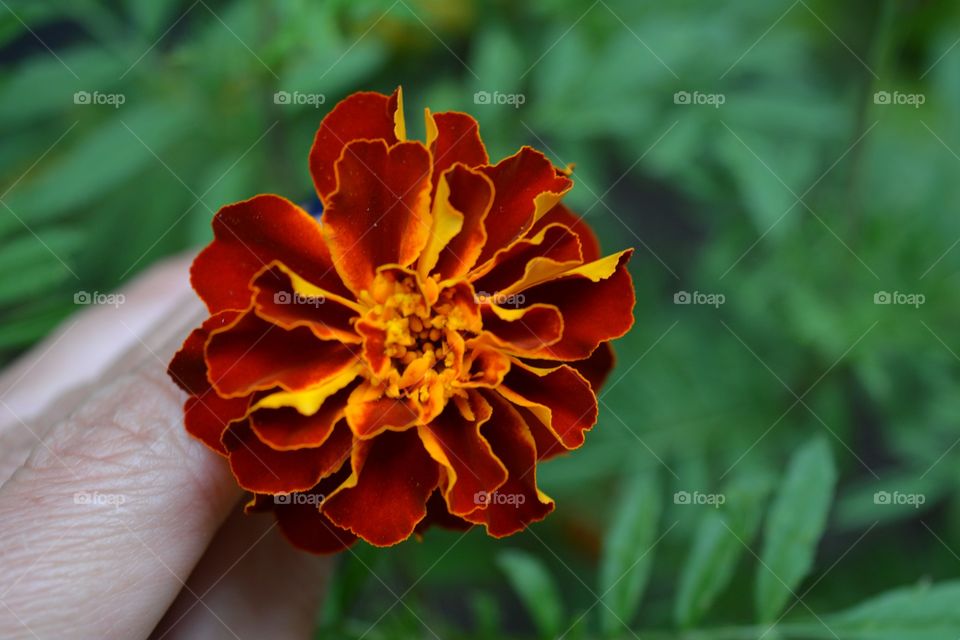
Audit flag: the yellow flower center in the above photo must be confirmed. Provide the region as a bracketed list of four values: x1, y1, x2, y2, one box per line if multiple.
[358, 270, 481, 405]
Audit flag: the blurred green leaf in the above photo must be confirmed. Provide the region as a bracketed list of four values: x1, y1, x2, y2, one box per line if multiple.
[783, 580, 960, 640]
[675, 468, 773, 627]
[756, 436, 837, 623]
[599, 469, 661, 637]
[497, 549, 563, 640]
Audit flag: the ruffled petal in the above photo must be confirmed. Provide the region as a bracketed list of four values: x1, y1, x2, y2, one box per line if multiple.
[518, 250, 635, 360]
[247, 468, 358, 554]
[462, 391, 554, 536]
[570, 342, 615, 391]
[223, 420, 353, 494]
[425, 110, 488, 194]
[191, 195, 348, 313]
[343, 381, 419, 438]
[249, 379, 358, 450]
[168, 311, 248, 454]
[430, 164, 494, 280]
[206, 310, 358, 397]
[471, 223, 582, 295]
[322, 429, 441, 546]
[417, 393, 507, 516]
[414, 490, 473, 535]
[531, 203, 601, 262]
[498, 360, 598, 450]
[322, 139, 433, 295]
[251, 263, 361, 344]
[477, 303, 564, 356]
[309, 88, 404, 202]
[477, 147, 572, 263]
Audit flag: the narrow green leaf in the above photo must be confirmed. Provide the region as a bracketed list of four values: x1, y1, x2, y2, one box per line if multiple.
[497, 549, 563, 640]
[755, 436, 837, 622]
[599, 470, 662, 637]
[675, 469, 773, 627]
[782, 580, 960, 640]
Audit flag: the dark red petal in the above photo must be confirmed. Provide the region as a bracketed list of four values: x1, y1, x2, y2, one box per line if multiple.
[191, 195, 349, 313]
[251, 265, 360, 343]
[431, 164, 494, 280]
[323, 139, 432, 295]
[570, 342, 615, 391]
[168, 311, 241, 395]
[309, 89, 402, 202]
[250, 466, 359, 554]
[522, 250, 635, 360]
[184, 393, 250, 455]
[472, 223, 582, 295]
[249, 383, 356, 450]
[223, 420, 353, 494]
[531, 203, 601, 262]
[206, 310, 357, 397]
[414, 490, 473, 535]
[322, 429, 440, 547]
[500, 363, 598, 450]
[344, 384, 420, 439]
[478, 147, 572, 263]
[462, 391, 554, 536]
[417, 394, 507, 516]
[479, 304, 564, 356]
[428, 111, 488, 194]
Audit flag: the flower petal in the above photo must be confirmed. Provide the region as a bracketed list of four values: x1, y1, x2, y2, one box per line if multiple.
[223, 419, 353, 494]
[471, 223, 582, 295]
[249, 377, 360, 451]
[191, 194, 348, 313]
[206, 310, 358, 397]
[322, 139, 433, 295]
[462, 391, 554, 536]
[518, 249, 635, 360]
[343, 381, 419, 438]
[309, 88, 405, 202]
[417, 393, 507, 516]
[247, 468, 358, 554]
[322, 429, 440, 546]
[414, 490, 473, 535]
[531, 203, 601, 262]
[168, 311, 248, 454]
[570, 342, 615, 391]
[430, 164, 494, 280]
[251, 263, 361, 344]
[425, 109, 488, 193]
[498, 360, 598, 450]
[477, 303, 564, 356]
[478, 147, 572, 263]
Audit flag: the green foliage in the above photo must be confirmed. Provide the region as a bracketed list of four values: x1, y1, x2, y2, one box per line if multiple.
[2, 0, 960, 638]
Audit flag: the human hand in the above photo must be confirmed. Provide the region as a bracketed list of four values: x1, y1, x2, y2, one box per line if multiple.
[0, 257, 332, 640]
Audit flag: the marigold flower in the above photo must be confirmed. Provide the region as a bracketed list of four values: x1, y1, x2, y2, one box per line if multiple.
[168, 88, 636, 552]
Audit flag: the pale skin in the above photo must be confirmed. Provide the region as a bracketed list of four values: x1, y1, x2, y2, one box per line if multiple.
[0, 257, 332, 640]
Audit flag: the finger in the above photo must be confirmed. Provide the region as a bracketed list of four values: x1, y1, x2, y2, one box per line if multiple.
[0, 255, 198, 485]
[152, 504, 333, 640]
[0, 332, 242, 639]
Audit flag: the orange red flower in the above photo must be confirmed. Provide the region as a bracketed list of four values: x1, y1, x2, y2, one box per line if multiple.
[168, 88, 635, 552]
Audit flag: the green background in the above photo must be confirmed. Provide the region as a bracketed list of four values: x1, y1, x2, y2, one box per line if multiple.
[2, 0, 960, 637]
